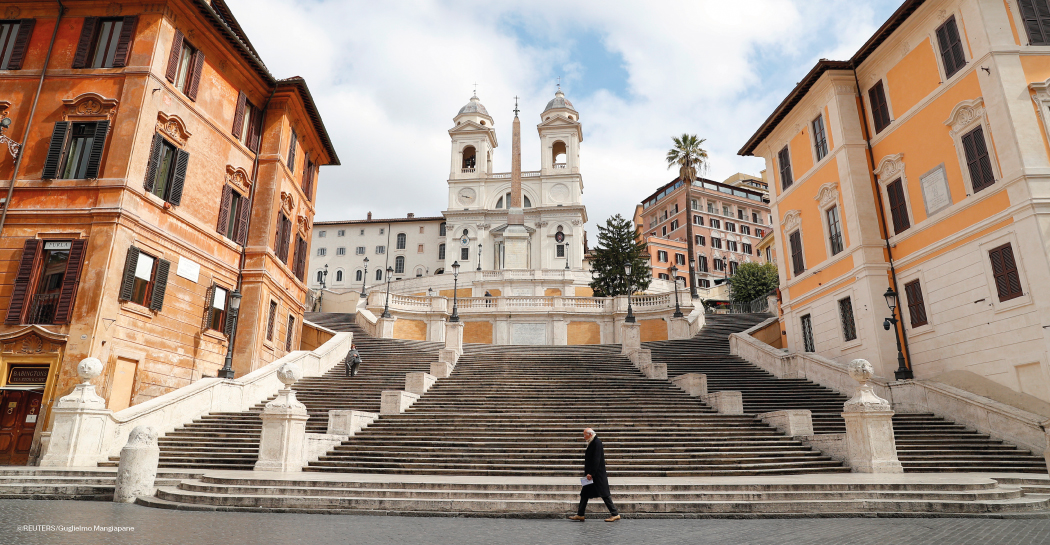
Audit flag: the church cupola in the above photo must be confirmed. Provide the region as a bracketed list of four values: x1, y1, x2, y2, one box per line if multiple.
[449, 92, 497, 180]
[538, 87, 583, 175]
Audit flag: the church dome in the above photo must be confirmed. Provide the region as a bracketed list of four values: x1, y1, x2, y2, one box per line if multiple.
[543, 89, 576, 113]
[458, 94, 489, 116]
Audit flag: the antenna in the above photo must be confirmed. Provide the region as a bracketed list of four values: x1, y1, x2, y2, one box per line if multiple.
[513, 95, 519, 117]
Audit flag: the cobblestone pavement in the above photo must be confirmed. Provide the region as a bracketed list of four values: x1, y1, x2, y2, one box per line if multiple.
[2, 500, 1050, 545]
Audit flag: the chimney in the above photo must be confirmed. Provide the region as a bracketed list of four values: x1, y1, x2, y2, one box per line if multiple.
[407, 212, 415, 218]
[367, 211, 372, 220]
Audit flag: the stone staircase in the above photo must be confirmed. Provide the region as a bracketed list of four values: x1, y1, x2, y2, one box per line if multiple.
[99, 315, 439, 470]
[645, 314, 1048, 473]
[0, 468, 196, 501]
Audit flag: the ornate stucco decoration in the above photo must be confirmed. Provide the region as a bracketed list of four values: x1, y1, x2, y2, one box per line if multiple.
[0, 100, 10, 118]
[533, 221, 548, 228]
[0, 325, 67, 354]
[296, 214, 311, 236]
[873, 153, 905, 182]
[156, 112, 191, 146]
[1030, 77, 1050, 101]
[475, 223, 490, 231]
[782, 210, 802, 233]
[63, 93, 119, 121]
[814, 182, 840, 208]
[943, 98, 985, 137]
[833, 84, 855, 95]
[280, 191, 296, 214]
[225, 165, 251, 193]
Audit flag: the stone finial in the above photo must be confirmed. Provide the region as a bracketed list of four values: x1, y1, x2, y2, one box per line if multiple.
[845, 358, 891, 412]
[276, 361, 302, 387]
[848, 358, 874, 385]
[77, 357, 103, 384]
[126, 425, 159, 447]
[113, 425, 160, 503]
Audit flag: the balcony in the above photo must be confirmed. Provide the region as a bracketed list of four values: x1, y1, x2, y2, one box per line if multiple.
[461, 168, 475, 173]
[27, 293, 60, 325]
[553, 163, 567, 169]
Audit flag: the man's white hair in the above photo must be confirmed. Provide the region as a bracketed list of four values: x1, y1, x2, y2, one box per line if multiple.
[583, 428, 595, 437]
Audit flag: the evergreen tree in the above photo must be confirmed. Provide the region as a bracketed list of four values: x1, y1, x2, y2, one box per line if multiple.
[589, 214, 652, 297]
[729, 262, 779, 303]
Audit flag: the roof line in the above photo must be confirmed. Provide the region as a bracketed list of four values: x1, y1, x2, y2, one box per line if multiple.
[277, 77, 340, 165]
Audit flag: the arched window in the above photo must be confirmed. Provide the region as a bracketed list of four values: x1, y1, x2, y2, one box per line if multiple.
[439, 222, 446, 236]
[415, 267, 424, 277]
[438, 243, 446, 260]
[497, 192, 532, 209]
[462, 146, 476, 169]
[395, 256, 405, 274]
[435, 268, 444, 275]
[335, 270, 343, 282]
[396, 233, 406, 250]
[375, 268, 383, 281]
[355, 269, 363, 282]
[552, 140, 567, 166]
[316, 270, 324, 283]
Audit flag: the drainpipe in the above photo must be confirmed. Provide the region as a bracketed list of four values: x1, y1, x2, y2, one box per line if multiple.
[0, 2, 65, 236]
[852, 67, 913, 380]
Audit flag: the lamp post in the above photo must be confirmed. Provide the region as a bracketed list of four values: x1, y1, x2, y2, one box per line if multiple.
[624, 263, 635, 323]
[449, 261, 461, 322]
[217, 290, 243, 379]
[477, 244, 482, 271]
[317, 264, 328, 313]
[565, 243, 570, 270]
[0, 116, 22, 159]
[360, 257, 369, 297]
[381, 266, 393, 318]
[669, 265, 683, 318]
[883, 287, 913, 380]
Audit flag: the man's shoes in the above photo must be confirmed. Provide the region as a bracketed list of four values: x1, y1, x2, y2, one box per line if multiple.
[605, 515, 621, 522]
[568, 515, 585, 522]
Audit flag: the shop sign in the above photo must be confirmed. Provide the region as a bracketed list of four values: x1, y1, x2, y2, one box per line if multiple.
[7, 366, 49, 385]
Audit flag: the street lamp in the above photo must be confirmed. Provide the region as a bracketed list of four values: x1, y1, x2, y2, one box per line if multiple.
[624, 262, 635, 323]
[669, 265, 683, 318]
[477, 244, 482, 271]
[450, 260, 461, 322]
[360, 257, 369, 297]
[882, 287, 913, 380]
[565, 243, 570, 270]
[381, 265, 394, 318]
[317, 264, 328, 313]
[218, 290, 243, 379]
[0, 116, 22, 159]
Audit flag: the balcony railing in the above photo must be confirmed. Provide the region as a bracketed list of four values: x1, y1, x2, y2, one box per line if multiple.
[554, 163, 567, 169]
[461, 167, 475, 173]
[27, 293, 60, 324]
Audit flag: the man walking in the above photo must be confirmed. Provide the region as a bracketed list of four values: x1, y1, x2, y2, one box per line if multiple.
[569, 428, 620, 522]
[344, 345, 361, 377]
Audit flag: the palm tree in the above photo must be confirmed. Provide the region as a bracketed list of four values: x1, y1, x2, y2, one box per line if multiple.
[666, 134, 708, 183]
[665, 134, 708, 299]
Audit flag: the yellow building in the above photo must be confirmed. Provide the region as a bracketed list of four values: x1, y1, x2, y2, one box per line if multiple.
[740, 0, 1050, 401]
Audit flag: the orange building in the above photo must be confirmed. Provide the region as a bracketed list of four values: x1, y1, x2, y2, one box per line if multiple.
[741, 0, 1050, 399]
[0, 0, 337, 464]
[634, 174, 772, 294]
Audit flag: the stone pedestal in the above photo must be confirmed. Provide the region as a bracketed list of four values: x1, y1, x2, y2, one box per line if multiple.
[672, 373, 708, 397]
[377, 317, 396, 339]
[621, 322, 640, 355]
[113, 426, 159, 503]
[502, 223, 530, 269]
[430, 361, 455, 378]
[669, 317, 690, 340]
[405, 372, 437, 395]
[438, 348, 459, 366]
[758, 410, 813, 436]
[841, 359, 903, 474]
[381, 390, 420, 415]
[444, 321, 464, 356]
[700, 391, 744, 414]
[254, 362, 309, 472]
[40, 358, 113, 467]
[326, 410, 377, 436]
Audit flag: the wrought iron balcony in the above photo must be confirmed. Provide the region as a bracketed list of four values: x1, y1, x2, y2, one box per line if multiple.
[27, 293, 60, 324]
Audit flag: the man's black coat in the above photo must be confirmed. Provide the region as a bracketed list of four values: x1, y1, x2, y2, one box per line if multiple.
[581, 436, 611, 499]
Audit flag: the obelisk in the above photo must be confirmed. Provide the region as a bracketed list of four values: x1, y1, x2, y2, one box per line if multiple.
[503, 97, 530, 269]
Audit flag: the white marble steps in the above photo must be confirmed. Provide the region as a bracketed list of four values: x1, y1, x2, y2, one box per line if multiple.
[0, 468, 199, 501]
[137, 473, 1050, 517]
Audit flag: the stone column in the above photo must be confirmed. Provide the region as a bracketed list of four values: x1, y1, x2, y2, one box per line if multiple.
[621, 321, 640, 355]
[377, 316, 396, 338]
[445, 320, 465, 356]
[841, 359, 903, 473]
[669, 316, 690, 340]
[39, 358, 113, 467]
[254, 362, 309, 472]
[113, 426, 160, 503]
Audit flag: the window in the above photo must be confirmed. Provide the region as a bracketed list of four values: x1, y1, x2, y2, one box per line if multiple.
[356, 247, 365, 255]
[360, 229, 365, 236]
[63, 122, 108, 179]
[0, 19, 34, 70]
[396, 233, 407, 250]
[118, 247, 169, 311]
[727, 240, 738, 252]
[713, 258, 724, 272]
[691, 199, 699, 211]
[812, 114, 829, 161]
[265, 300, 278, 341]
[293, 236, 308, 281]
[355, 270, 363, 282]
[395, 256, 405, 274]
[380, 228, 385, 235]
[658, 273, 670, 280]
[461, 247, 469, 260]
[989, 243, 1023, 302]
[658, 250, 668, 262]
[419, 226, 425, 234]
[699, 279, 711, 288]
[285, 315, 295, 351]
[375, 268, 383, 281]
[662, 226, 667, 236]
[438, 243, 446, 260]
[439, 222, 446, 236]
[302, 158, 315, 201]
[726, 222, 735, 233]
[756, 229, 764, 238]
[962, 125, 995, 192]
[274, 213, 292, 264]
[826, 205, 844, 255]
[838, 297, 857, 342]
[168, 35, 201, 97]
[904, 280, 928, 327]
[317, 248, 326, 257]
[738, 209, 746, 220]
[886, 179, 910, 234]
[753, 212, 759, 224]
[741, 225, 751, 236]
[778, 146, 793, 190]
[338, 230, 345, 237]
[335, 270, 343, 282]
[765, 247, 772, 262]
[676, 253, 686, 266]
[5, 239, 87, 326]
[693, 215, 703, 226]
[711, 238, 722, 249]
[1020, 0, 1050, 45]
[336, 247, 346, 256]
[69, 17, 137, 70]
[417, 244, 424, 253]
[695, 235, 705, 246]
[316, 270, 324, 283]
[670, 220, 679, 231]
[800, 314, 815, 352]
[556, 245, 565, 258]
[723, 206, 731, 217]
[319, 231, 327, 238]
[707, 202, 716, 214]
[206, 285, 229, 333]
[742, 243, 752, 254]
[789, 230, 804, 275]
[376, 246, 385, 254]
[868, 81, 891, 134]
[936, 16, 966, 79]
[729, 261, 738, 275]
[698, 256, 708, 272]
[288, 129, 298, 172]
[142, 133, 189, 205]
[710, 218, 721, 229]
[232, 94, 261, 151]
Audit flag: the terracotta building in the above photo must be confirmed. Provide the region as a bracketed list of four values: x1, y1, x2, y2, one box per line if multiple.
[0, 0, 337, 465]
[634, 173, 773, 295]
[740, 0, 1050, 400]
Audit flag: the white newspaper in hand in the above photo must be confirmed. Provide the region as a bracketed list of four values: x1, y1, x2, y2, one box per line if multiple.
[581, 477, 593, 486]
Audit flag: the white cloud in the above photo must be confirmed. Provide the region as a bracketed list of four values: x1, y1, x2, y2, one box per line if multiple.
[225, 0, 898, 234]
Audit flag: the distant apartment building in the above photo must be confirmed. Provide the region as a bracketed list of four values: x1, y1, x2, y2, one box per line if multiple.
[634, 174, 772, 294]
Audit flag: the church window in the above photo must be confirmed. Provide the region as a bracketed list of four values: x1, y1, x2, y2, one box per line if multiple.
[396, 233, 406, 250]
[552, 141, 567, 167]
[462, 146, 476, 170]
[355, 269, 362, 282]
[461, 247, 469, 260]
[416, 268, 424, 277]
[556, 245, 565, 258]
[375, 268, 382, 281]
[335, 270, 343, 282]
[439, 223, 446, 236]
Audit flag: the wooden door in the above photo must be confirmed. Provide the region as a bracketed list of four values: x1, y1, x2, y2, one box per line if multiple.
[108, 357, 137, 412]
[0, 390, 41, 465]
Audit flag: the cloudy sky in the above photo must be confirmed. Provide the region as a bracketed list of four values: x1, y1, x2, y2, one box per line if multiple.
[226, 0, 901, 234]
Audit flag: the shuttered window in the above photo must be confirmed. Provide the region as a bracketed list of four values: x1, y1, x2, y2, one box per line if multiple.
[165, 30, 204, 100]
[143, 133, 188, 205]
[936, 16, 966, 79]
[285, 314, 295, 352]
[72, 16, 137, 69]
[41, 121, 110, 180]
[789, 230, 804, 275]
[838, 297, 857, 342]
[275, 213, 292, 264]
[266, 300, 278, 341]
[885, 178, 910, 235]
[217, 185, 250, 244]
[302, 158, 315, 201]
[961, 125, 995, 192]
[1019, 0, 1050, 45]
[777, 146, 793, 190]
[293, 236, 308, 281]
[205, 285, 228, 333]
[697, 255, 708, 273]
[287, 129, 298, 172]
[4, 239, 39, 324]
[868, 81, 891, 133]
[904, 280, 928, 327]
[812, 114, 828, 161]
[232, 91, 248, 138]
[117, 246, 170, 311]
[0, 19, 35, 70]
[800, 314, 815, 352]
[988, 243, 1023, 302]
[826, 205, 844, 255]
[20, 240, 87, 325]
